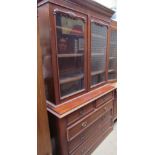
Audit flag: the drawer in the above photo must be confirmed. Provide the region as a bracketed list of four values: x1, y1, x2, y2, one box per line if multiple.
[70, 119, 113, 155]
[68, 110, 112, 153]
[67, 100, 113, 141]
[95, 92, 113, 108]
[67, 102, 95, 126]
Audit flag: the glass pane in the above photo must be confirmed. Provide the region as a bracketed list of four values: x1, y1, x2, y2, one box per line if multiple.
[56, 12, 85, 97]
[108, 30, 117, 80]
[91, 22, 107, 86]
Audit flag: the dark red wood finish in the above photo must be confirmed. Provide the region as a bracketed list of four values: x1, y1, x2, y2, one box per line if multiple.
[37, 19, 52, 155]
[38, 1, 116, 155]
[48, 91, 114, 155]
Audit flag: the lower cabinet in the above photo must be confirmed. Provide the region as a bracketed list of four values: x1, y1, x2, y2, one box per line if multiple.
[48, 90, 115, 155]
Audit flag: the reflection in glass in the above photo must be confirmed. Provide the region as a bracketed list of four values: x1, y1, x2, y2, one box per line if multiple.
[56, 12, 85, 97]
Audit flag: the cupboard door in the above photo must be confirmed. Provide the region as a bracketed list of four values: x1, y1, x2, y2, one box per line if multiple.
[90, 21, 108, 87]
[108, 29, 117, 80]
[54, 9, 86, 98]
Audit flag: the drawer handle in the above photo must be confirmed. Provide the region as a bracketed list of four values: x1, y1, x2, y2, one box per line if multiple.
[81, 121, 87, 128]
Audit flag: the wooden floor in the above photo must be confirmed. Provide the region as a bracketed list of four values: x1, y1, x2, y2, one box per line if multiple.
[92, 122, 117, 155]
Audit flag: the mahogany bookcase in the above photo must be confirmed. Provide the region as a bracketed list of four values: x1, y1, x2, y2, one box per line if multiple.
[38, 0, 117, 154]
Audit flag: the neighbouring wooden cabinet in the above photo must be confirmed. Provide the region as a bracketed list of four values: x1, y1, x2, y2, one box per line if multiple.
[38, 0, 117, 155]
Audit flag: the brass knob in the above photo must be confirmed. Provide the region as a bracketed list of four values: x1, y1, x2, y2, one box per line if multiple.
[81, 121, 87, 128]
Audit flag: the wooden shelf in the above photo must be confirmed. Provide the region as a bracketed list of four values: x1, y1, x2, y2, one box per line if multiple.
[56, 26, 83, 36]
[108, 69, 116, 73]
[91, 70, 105, 76]
[110, 41, 116, 45]
[60, 74, 84, 84]
[58, 53, 83, 58]
[92, 33, 106, 39]
[92, 53, 105, 56]
[109, 57, 116, 60]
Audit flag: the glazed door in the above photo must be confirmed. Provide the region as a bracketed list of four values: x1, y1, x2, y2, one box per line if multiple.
[90, 19, 108, 87]
[53, 8, 87, 99]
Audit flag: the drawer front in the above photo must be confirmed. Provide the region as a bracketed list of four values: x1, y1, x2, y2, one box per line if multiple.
[68, 110, 112, 153]
[67, 100, 113, 141]
[70, 119, 113, 155]
[67, 102, 95, 126]
[95, 92, 113, 108]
